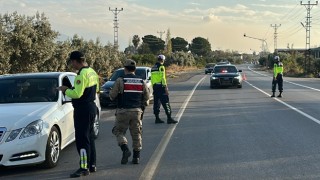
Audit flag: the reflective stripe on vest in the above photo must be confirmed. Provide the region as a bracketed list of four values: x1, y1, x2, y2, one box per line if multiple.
[124, 78, 143, 93]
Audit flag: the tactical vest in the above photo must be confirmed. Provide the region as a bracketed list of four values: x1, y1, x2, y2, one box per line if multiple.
[117, 74, 144, 109]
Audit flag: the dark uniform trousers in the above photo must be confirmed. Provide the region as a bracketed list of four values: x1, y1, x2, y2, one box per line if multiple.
[272, 74, 283, 93]
[153, 84, 172, 116]
[73, 102, 97, 168]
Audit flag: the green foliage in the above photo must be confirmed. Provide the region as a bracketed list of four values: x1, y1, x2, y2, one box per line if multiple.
[137, 43, 152, 54]
[164, 29, 172, 55]
[0, 12, 123, 78]
[124, 45, 135, 55]
[3, 12, 59, 73]
[211, 50, 242, 64]
[167, 51, 195, 66]
[171, 37, 188, 52]
[0, 14, 12, 74]
[132, 35, 140, 50]
[141, 35, 165, 54]
[189, 37, 211, 56]
[130, 54, 156, 66]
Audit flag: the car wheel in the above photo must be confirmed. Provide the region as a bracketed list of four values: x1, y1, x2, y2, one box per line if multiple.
[42, 126, 60, 168]
[237, 84, 242, 88]
[93, 112, 100, 139]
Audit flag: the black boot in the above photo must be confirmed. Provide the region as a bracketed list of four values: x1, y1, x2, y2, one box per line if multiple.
[132, 150, 140, 164]
[271, 92, 275, 97]
[120, 144, 131, 164]
[70, 168, 90, 178]
[155, 114, 164, 124]
[167, 116, 178, 124]
[277, 92, 282, 98]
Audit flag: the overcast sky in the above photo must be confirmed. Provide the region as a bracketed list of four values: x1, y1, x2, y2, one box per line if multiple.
[1, 0, 320, 53]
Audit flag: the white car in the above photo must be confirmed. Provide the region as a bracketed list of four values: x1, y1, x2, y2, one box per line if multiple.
[0, 72, 101, 168]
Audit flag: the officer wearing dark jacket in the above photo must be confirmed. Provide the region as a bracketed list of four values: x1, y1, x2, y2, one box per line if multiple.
[109, 59, 150, 165]
[271, 56, 284, 98]
[57, 51, 99, 178]
[151, 54, 178, 124]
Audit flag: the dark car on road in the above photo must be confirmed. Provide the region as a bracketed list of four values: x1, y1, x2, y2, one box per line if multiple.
[100, 67, 153, 107]
[205, 63, 216, 74]
[210, 65, 243, 88]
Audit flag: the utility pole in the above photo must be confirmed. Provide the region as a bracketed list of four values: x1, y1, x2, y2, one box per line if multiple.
[109, 7, 123, 49]
[270, 24, 281, 53]
[157, 31, 165, 40]
[301, 1, 318, 74]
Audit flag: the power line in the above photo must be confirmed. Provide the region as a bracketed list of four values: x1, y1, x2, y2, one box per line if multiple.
[278, 3, 300, 21]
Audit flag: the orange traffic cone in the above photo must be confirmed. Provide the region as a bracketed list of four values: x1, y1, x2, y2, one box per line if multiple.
[242, 73, 247, 80]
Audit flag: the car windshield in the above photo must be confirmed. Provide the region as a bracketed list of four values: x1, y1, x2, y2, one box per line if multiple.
[214, 66, 237, 73]
[109, 69, 146, 81]
[0, 78, 58, 103]
[205, 64, 215, 68]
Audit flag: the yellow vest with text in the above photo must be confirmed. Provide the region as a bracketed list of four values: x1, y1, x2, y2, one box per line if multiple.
[65, 67, 99, 105]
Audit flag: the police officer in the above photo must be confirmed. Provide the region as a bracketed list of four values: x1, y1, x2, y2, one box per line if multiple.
[57, 51, 99, 178]
[151, 54, 178, 124]
[109, 59, 150, 165]
[271, 55, 284, 98]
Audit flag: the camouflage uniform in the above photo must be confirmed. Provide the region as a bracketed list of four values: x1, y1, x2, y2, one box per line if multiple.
[109, 59, 150, 164]
[110, 77, 149, 150]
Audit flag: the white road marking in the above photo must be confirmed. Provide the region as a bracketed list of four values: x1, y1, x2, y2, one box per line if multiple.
[248, 66, 320, 92]
[245, 69, 320, 125]
[139, 75, 207, 180]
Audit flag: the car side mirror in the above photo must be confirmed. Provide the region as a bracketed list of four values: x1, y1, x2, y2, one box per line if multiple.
[103, 77, 108, 82]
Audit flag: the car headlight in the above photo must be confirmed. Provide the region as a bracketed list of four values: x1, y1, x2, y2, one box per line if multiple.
[20, 120, 43, 139]
[5, 128, 22, 142]
[211, 76, 218, 80]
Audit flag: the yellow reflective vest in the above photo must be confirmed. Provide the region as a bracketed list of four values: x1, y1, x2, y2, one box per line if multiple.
[151, 62, 167, 86]
[66, 67, 99, 102]
[273, 62, 283, 78]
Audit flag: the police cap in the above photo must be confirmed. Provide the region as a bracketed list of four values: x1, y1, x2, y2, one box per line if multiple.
[68, 51, 84, 64]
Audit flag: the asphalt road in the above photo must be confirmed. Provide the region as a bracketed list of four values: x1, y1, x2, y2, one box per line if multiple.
[2, 64, 320, 179]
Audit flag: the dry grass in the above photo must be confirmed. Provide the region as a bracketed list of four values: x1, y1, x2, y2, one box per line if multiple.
[166, 65, 200, 79]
